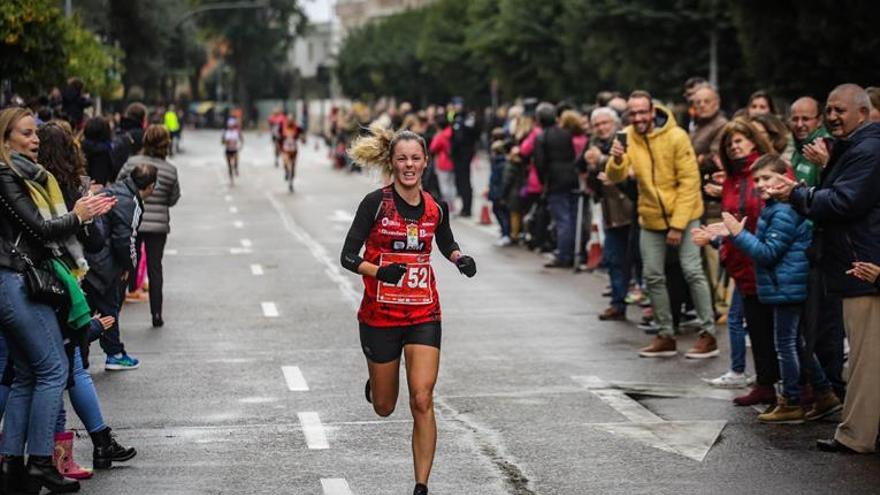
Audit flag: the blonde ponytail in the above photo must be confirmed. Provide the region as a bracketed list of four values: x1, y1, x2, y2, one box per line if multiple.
[348, 123, 395, 177]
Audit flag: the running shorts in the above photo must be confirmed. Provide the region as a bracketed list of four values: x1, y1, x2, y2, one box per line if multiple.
[359, 321, 441, 363]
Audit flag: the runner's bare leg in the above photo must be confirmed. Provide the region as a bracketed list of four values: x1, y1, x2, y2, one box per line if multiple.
[404, 343, 440, 485]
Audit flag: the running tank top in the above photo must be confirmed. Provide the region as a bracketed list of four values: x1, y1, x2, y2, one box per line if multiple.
[358, 186, 442, 327]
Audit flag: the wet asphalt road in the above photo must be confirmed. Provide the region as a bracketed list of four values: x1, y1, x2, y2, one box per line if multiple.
[70, 130, 880, 495]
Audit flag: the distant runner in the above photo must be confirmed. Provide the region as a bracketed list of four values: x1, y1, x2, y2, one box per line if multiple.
[222, 117, 243, 185]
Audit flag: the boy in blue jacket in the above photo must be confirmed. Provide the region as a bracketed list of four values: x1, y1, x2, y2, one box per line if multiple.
[714, 155, 842, 424]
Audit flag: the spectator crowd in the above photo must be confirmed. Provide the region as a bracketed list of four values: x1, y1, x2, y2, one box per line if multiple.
[331, 80, 880, 455]
[0, 83, 181, 491]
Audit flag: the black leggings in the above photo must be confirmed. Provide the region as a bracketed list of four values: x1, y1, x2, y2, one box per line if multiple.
[137, 232, 168, 317]
[742, 295, 779, 386]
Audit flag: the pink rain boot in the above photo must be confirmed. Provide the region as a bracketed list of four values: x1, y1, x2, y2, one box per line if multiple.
[54, 431, 94, 480]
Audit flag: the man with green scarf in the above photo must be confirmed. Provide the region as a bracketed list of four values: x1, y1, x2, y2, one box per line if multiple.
[789, 97, 831, 186]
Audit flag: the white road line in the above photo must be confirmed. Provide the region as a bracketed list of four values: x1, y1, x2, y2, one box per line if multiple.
[229, 206, 238, 214]
[224, 194, 233, 202]
[229, 247, 252, 254]
[261, 302, 279, 318]
[266, 192, 359, 309]
[233, 220, 244, 229]
[281, 366, 309, 391]
[250, 264, 264, 275]
[572, 376, 661, 423]
[165, 249, 179, 256]
[321, 478, 353, 495]
[240, 238, 253, 248]
[299, 412, 329, 449]
[330, 209, 355, 223]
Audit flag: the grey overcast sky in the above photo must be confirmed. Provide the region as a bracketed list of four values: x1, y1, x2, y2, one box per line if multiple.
[302, 0, 335, 23]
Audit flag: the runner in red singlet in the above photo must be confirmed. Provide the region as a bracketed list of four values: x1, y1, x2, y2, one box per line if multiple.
[340, 126, 476, 495]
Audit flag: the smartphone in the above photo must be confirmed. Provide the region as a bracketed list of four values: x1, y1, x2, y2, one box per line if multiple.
[615, 131, 628, 150]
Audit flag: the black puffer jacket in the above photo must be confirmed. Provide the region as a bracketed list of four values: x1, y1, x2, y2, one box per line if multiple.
[534, 126, 577, 194]
[0, 166, 81, 272]
[790, 122, 880, 297]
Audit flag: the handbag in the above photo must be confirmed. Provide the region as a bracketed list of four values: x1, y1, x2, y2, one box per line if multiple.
[12, 235, 68, 307]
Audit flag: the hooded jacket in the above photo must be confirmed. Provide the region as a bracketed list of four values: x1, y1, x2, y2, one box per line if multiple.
[790, 122, 880, 297]
[534, 125, 577, 194]
[732, 201, 811, 304]
[719, 152, 764, 295]
[605, 104, 703, 231]
[117, 155, 180, 234]
[83, 177, 142, 293]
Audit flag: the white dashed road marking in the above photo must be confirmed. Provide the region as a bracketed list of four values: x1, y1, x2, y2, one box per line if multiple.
[234, 220, 244, 229]
[281, 366, 309, 391]
[229, 206, 238, 214]
[261, 302, 279, 318]
[321, 478, 353, 495]
[299, 412, 329, 449]
[240, 238, 252, 248]
[250, 264, 264, 275]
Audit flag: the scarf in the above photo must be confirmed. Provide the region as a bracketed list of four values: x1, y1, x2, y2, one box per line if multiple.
[50, 258, 92, 329]
[8, 152, 89, 278]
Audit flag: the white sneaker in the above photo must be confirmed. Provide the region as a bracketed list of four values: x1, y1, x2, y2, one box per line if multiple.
[703, 370, 752, 389]
[494, 236, 512, 247]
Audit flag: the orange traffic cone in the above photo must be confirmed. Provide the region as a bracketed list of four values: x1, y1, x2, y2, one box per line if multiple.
[585, 223, 603, 270]
[480, 204, 493, 225]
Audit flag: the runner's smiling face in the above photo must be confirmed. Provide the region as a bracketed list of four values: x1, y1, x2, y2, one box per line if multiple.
[391, 139, 426, 189]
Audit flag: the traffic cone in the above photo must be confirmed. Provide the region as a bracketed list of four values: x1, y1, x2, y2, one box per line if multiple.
[585, 223, 603, 271]
[480, 204, 493, 225]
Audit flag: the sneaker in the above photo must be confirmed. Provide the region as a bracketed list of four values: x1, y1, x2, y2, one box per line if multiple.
[805, 390, 842, 421]
[624, 288, 644, 305]
[685, 334, 720, 359]
[494, 236, 512, 247]
[638, 336, 677, 358]
[638, 321, 660, 334]
[733, 385, 777, 407]
[679, 310, 701, 329]
[152, 314, 164, 328]
[601, 287, 613, 297]
[758, 397, 805, 424]
[105, 353, 140, 371]
[704, 370, 753, 389]
[413, 483, 428, 495]
[598, 307, 626, 321]
[544, 259, 574, 269]
[638, 296, 652, 308]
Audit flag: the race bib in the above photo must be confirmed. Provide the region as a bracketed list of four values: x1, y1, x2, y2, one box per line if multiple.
[376, 252, 433, 305]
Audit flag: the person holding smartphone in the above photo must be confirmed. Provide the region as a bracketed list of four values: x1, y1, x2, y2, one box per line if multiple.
[606, 90, 718, 359]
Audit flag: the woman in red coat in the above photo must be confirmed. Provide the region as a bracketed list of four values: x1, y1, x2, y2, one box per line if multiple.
[693, 118, 779, 406]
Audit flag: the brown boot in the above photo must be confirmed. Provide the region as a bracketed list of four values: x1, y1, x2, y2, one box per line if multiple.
[733, 385, 777, 407]
[758, 396, 805, 424]
[805, 390, 842, 421]
[685, 333, 720, 359]
[638, 336, 677, 358]
[598, 307, 626, 321]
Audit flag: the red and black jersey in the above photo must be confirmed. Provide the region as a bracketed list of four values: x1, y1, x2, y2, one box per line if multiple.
[357, 186, 443, 327]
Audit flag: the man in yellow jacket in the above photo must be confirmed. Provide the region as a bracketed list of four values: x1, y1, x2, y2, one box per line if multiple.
[607, 90, 718, 359]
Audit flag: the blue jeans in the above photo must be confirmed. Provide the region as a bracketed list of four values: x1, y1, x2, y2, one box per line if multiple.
[728, 289, 746, 373]
[83, 280, 125, 356]
[55, 347, 106, 434]
[0, 268, 68, 456]
[774, 304, 830, 403]
[492, 202, 511, 238]
[547, 192, 578, 264]
[0, 335, 9, 413]
[603, 226, 632, 311]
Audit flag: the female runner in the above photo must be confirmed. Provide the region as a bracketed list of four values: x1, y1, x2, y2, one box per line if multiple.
[340, 126, 477, 495]
[281, 119, 302, 193]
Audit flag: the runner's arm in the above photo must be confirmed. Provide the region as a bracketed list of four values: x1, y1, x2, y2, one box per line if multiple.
[435, 201, 461, 262]
[341, 190, 383, 277]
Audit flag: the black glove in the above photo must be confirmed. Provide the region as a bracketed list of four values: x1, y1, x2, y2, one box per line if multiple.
[376, 263, 407, 284]
[455, 255, 477, 278]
